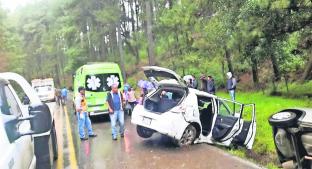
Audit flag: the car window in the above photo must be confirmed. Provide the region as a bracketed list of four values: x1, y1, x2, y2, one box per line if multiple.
[9, 80, 31, 105]
[1, 86, 23, 117]
[218, 99, 241, 117]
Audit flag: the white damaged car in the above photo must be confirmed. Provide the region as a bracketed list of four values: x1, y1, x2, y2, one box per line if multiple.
[131, 66, 256, 149]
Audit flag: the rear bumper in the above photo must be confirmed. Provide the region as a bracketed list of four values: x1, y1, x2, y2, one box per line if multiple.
[131, 105, 188, 139]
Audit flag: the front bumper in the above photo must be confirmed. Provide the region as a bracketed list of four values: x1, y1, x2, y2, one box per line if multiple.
[39, 96, 55, 102]
[131, 105, 188, 139]
[89, 110, 109, 116]
[88, 104, 109, 116]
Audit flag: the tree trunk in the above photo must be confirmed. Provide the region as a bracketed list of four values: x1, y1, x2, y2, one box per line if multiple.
[130, 0, 136, 32]
[109, 25, 118, 58]
[300, 50, 312, 82]
[145, 0, 155, 65]
[224, 47, 233, 73]
[167, 0, 173, 9]
[250, 55, 259, 88]
[270, 54, 281, 81]
[135, 0, 140, 31]
[117, 25, 127, 81]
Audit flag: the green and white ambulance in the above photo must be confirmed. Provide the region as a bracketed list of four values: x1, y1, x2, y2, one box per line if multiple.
[73, 62, 124, 116]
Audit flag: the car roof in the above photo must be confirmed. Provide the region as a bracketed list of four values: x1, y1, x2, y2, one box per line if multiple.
[0, 77, 9, 85]
[189, 88, 218, 98]
[83, 62, 119, 69]
[76, 62, 121, 75]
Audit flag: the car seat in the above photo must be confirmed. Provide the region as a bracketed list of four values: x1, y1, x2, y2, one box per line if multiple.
[200, 103, 213, 136]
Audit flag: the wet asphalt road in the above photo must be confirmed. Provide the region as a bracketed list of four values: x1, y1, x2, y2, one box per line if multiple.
[52, 101, 263, 169]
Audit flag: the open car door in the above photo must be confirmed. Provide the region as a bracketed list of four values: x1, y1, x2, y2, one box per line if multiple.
[211, 98, 256, 149]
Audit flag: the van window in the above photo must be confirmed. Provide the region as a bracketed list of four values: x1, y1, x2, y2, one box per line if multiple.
[85, 73, 121, 92]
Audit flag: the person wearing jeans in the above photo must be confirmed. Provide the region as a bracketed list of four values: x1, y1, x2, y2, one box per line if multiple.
[107, 84, 125, 140]
[226, 72, 237, 101]
[75, 86, 97, 141]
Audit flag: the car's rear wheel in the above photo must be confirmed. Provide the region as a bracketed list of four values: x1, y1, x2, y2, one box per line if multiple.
[136, 125, 154, 138]
[269, 111, 297, 127]
[177, 125, 197, 147]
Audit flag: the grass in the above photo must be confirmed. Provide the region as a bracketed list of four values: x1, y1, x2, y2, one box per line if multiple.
[279, 81, 312, 98]
[217, 91, 312, 169]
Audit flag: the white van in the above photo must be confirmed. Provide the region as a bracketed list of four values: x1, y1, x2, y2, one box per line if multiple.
[32, 78, 56, 102]
[0, 73, 57, 169]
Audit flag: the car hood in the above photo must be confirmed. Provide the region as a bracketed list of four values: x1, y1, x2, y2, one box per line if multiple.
[142, 66, 186, 87]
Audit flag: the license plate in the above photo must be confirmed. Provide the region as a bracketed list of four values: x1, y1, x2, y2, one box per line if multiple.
[93, 107, 100, 111]
[142, 117, 152, 125]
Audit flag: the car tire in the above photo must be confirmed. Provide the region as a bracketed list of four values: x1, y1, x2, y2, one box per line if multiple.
[136, 125, 154, 138]
[176, 125, 197, 147]
[51, 122, 58, 160]
[269, 111, 297, 127]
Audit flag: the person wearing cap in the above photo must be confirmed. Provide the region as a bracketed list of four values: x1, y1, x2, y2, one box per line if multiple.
[75, 86, 97, 141]
[106, 83, 125, 140]
[226, 72, 237, 101]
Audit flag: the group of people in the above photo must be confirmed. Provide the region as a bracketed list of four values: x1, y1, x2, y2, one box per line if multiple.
[75, 83, 140, 141]
[185, 71, 237, 101]
[55, 87, 68, 105]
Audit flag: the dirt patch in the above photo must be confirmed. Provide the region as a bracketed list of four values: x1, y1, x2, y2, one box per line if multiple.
[246, 150, 280, 167]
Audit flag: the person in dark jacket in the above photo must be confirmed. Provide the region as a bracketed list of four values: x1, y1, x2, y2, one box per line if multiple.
[226, 72, 237, 101]
[206, 76, 216, 94]
[200, 75, 207, 92]
[106, 84, 125, 140]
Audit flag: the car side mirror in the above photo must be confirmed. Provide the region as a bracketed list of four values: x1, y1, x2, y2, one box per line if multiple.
[3, 115, 21, 143]
[28, 103, 52, 134]
[2, 103, 52, 143]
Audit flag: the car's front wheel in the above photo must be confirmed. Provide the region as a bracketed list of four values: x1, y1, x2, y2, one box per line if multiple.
[269, 111, 297, 127]
[136, 125, 154, 138]
[176, 125, 197, 147]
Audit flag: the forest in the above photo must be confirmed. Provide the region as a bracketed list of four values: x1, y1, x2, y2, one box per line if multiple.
[0, 0, 312, 168]
[0, 0, 311, 92]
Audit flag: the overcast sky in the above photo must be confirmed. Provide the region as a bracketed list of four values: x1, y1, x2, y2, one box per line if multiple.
[1, 0, 35, 11]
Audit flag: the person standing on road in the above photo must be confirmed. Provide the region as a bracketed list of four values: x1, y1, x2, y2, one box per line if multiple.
[226, 72, 237, 101]
[207, 75, 216, 95]
[127, 88, 137, 115]
[61, 87, 68, 105]
[75, 86, 97, 141]
[107, 84, 125, 140]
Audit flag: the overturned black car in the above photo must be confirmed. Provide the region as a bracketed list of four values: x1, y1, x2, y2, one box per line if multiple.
[269, 108, 312, 169]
